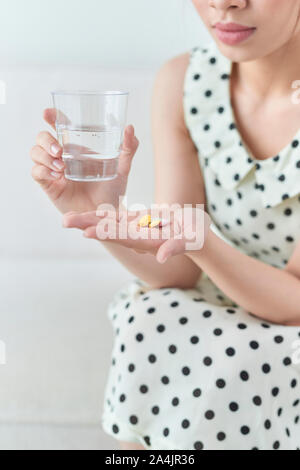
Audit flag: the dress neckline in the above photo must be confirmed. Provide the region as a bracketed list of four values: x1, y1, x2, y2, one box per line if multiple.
[219, 43, 300, 167]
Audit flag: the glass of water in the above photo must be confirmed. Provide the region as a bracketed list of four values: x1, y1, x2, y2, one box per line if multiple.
[51, 90, 129, 182]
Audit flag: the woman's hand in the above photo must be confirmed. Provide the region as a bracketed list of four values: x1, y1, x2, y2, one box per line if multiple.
[63, 206, 212, 264]
[30, 108, 139, 214]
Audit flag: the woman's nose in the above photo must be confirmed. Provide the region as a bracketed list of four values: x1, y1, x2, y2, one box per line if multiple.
[208, 0, 247, 10]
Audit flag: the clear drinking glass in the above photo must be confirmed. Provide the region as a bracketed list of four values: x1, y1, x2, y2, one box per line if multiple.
[51, 90, 129, 182]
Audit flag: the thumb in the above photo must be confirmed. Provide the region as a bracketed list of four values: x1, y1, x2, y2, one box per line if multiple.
[43, 108, 72, 131]
[118, 125, 139, 178]
[43, 108, 57, 131]
[156, 238, 184, 264]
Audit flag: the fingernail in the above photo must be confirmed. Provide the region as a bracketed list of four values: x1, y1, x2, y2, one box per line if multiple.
[51, 171, 61, 179]
[50, 143, 61, 156]
[52, 159, 64, 170]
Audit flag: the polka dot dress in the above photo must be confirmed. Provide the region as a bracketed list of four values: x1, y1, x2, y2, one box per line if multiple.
[101, 40, 300, 450]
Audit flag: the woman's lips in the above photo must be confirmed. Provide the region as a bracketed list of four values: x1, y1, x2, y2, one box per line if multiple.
[214, 23, 256, 45]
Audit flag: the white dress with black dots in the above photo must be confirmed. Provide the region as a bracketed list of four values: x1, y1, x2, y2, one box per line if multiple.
[101, 40, 300, 450]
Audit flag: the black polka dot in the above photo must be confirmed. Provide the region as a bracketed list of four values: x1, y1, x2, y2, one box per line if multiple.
[140, 385, 148, 394]
[272, 387, 280, 397]
[292, 140, 299, 148]
[216, 379, 226, 389]
[194, 441, 204, 450]
[203, 357, 213, 366]
[128, 363, 135, 372]
[214, 328, 223, 336]
[147, 307, 156, 314]
[217, 432, 226, 441]
[169, 344, 177, 354]
[157, 324, 165, 333]
[148, 354, 156, 364]
[161, 376, 170, 385]
[283, 357, 292, 366]
[274, 336, 284, 344]
[171, 302, 179, 308]
[112, 424, 119, 434]
[203, 310, 212, 318]
[205, 410, 215, 420]
[253, 396, 262, 406]
[229, 402, 239, 412]
[193, 388, 201, 398]
[163, 428, 169, 437]
[273, 441, 280, 450]
[120, 394, 126, 403]
[182, 419, 190, 429]
[262, 363, 271, 374]
[205, 90, 212, 98]
[226, 347, 236, 357]
[172, 397, 179, 406]
[136, 333, 144, 342]
[264, 419, 272, 430]
[182, 366, 191, 376]
[152, 406, 159, 415]
[191, 107, 198, 115]
[250, 341, 259, 350]
[240, 371, 249, 381]
[190, 336, 199, 344]
[250, 210, 258, 217]
[241, 426, 250, 435]
[291, 379, 297, 388]
[130, 415, 138, 425]
[179, 317, 188, 325]
[193, 73, 201, 80]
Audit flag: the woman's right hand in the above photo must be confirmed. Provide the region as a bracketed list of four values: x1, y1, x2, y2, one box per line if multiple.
[30, 108, 139, 214]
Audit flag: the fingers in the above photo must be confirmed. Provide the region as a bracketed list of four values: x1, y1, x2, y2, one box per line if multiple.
[156, 239, 184, 264]
[63, 211, 100, 229]
[83, 226, 98, 239]
[31, 164, 63, 185]
[30, 145, 65, 172]
[117, 125, 139, 178]
[36, 130, 62, 158]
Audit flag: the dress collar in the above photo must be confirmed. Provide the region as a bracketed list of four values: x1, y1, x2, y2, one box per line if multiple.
[196, 42, 300, 209]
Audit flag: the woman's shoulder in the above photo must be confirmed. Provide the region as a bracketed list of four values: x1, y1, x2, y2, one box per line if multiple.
[153, 41, 219, 101]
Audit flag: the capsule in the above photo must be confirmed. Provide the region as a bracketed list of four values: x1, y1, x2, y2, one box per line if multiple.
[138, 214, 152, 227]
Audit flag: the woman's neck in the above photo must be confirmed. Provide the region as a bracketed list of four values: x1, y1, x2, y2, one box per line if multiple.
[235, 33, 300, 104]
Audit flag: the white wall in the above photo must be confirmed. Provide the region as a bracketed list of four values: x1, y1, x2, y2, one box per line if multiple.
[0, 0, 210, 67]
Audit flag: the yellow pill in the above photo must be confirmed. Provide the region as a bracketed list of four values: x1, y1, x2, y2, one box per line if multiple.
[138, 214, 152, 227]
[149, 219, 162, 228]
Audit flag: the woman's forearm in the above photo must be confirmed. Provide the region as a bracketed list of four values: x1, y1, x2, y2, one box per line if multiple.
[101, 240, 202, 290]
[186, 228, 300, 325]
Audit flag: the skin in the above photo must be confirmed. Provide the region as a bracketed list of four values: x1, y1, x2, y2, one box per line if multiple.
[31, 0, 300, 450]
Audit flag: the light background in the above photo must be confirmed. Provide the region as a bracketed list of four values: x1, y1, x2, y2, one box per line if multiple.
[0, 0, 210, 67]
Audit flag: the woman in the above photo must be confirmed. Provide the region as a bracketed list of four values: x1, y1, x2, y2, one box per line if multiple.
[31, 0, 300, 451]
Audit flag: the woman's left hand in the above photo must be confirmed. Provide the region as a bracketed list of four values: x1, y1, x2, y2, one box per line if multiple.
[63, 206, 212, 264]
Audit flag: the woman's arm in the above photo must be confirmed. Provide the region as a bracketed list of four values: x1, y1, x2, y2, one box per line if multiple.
[89, 54, 206, 290]
[186, 228, 300, 325]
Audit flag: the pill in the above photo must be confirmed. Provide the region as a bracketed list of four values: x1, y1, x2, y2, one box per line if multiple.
[149, 219, 162, 228]
[138, 214, 152, 227]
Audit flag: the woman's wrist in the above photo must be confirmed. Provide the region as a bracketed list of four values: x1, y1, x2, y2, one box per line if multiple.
[185, 226, 216, 262]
